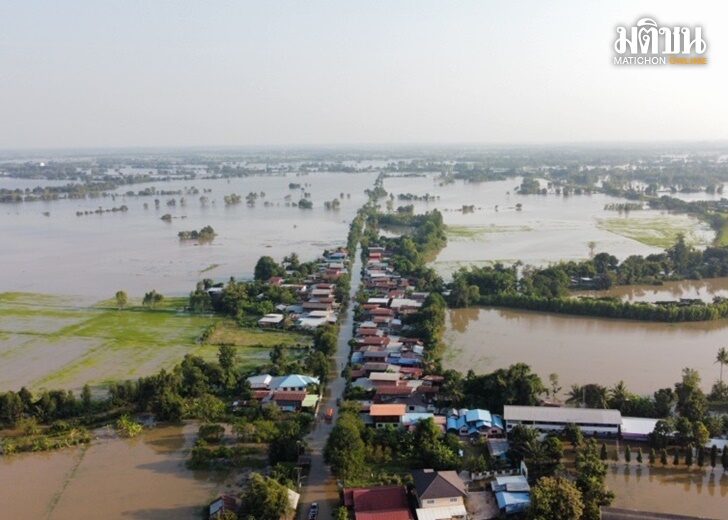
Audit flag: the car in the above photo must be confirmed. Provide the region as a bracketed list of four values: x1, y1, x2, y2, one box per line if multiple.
[308, 502, 319, 520]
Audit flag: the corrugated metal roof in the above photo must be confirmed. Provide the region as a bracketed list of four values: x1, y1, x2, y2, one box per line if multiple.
[414, 505, 467, 520]
[504, 405, 621, 425]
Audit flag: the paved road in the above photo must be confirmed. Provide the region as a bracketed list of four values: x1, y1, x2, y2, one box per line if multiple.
[297, 247, 361, 520]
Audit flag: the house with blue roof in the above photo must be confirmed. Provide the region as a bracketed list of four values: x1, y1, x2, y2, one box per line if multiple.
[446, 408, 505, 438]
[495, 490, 531, 515]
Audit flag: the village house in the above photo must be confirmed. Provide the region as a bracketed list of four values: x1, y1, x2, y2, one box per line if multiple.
[246, 374, 320, 392]
[492, 475, 531, 515]
[369, 403, 407, 428]
[411, 469, 468, 520]
[446, 409, 505, 438]
[342, 485, 413, 520]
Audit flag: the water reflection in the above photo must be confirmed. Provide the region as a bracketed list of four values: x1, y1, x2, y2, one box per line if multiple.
[445, 307, 728, 393]
[607, 464, 728, 518]
[573, 278, 728, 304]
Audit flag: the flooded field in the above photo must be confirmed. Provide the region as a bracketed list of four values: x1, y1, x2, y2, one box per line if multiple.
[445, 307, 728, 394]
[606, 464, 728, 519]
[0, 171, 378, 298]
[381, 175, 714, 276]
[0, 293, 306, 392]
[573, 278, 728, 304]
[0, 424, 226, 519]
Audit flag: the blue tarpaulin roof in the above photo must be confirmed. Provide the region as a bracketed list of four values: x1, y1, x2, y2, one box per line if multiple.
[495, 491, 531, 510]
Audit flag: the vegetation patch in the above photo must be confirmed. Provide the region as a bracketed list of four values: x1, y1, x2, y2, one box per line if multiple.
[597, 216, 710, 249]
[0, 293, 303, 391]
[446, 224, 533, 240]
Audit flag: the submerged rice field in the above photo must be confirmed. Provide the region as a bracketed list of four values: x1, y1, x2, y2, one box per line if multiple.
[0, 292, 308, 392]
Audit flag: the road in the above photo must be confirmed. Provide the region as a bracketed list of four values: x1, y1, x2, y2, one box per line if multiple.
[297, 247, 361, 520]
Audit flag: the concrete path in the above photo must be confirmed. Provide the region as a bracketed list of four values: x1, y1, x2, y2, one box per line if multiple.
[297, 247, 361, 520]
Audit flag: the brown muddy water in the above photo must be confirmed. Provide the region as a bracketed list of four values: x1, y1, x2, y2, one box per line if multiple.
[445, 307, 728, 394]
[0, 171, 378, 298]
[606, 464, 728, 519]
[381, 175, 714, 275]
[0, 424, 227, 519]
[573, 278, 728, 304]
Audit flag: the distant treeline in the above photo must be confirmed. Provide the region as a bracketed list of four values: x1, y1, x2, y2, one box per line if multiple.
[448, 236, 728, 321]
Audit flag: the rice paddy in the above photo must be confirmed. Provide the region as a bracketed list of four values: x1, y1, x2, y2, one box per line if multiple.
[0, 292, 308, 392]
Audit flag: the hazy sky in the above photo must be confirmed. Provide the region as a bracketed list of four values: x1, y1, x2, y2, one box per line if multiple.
[1, 1, 726, 149]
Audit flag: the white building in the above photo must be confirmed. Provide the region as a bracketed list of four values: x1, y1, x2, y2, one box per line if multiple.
[503, 405, 621, 436]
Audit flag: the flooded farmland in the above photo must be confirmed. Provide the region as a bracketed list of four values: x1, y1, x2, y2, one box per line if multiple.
[381, 175, 714, 276]
[0, 424, 226, 519]
[0, 171, 378, 298]
[606, 464, 728, 519]
[573, 277, 728, 304]
[445, 307, 728, 394]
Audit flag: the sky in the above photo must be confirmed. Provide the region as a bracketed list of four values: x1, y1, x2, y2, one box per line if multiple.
[0, 0, 727, 149]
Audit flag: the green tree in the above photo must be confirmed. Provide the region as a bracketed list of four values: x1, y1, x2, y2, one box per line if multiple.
[114, 290, 128, 310]
[238, 473, 291, 520]
[81, 384, 92, 411]
[528, 476, 584, 520]
[548, 373, 561, 399]
[660, 449, 668, 466]
[648, 448, 656, 465]
[624, 445, 631, 464]
[217, 345, 237, 390]
[716, 347, 728, 384]
[142, 289, 163, 308]
[600, 443, 608, 461]
[324, 412, 365, 481]
[575, 440, 614, 520]
[636, 448, 643, 464]
[335, 506, 350, 520]
[564, 423, 584, 448]
[709, 444, 718, 470]
[693, 421, 710, 448]
[254, 256, 282, 282]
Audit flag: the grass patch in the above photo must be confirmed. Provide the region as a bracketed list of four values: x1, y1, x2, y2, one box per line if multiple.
[715, 219, 728, 247]
[446, 224, 533, 240]
[596, 216, 710, 249]
[0, 293, 303, 391]
[205, 320, 310, 348]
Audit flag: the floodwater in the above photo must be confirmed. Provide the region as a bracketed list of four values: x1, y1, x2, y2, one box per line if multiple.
[573, 278, 728, 304]
[445, 307, 728, 394]
[606, 464, 728, 519]
[0, 171, 378, 298]
[381, 175, 714, 275]
[0, 424, 226, 519]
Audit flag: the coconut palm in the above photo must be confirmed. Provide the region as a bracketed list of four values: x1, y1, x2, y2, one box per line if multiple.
[716, 347, 728, 383]
[609, 380, 631, 410]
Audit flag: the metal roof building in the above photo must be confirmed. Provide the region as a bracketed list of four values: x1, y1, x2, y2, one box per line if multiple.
[504, 405, 622, 436]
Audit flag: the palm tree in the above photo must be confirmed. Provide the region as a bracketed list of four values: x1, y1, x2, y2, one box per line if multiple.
[716, 347, 728, 383]
[609, 380, 631, 410]
[566, 385, 583, 406]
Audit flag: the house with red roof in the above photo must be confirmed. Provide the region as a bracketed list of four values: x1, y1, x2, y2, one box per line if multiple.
[343, 485, 413, 520]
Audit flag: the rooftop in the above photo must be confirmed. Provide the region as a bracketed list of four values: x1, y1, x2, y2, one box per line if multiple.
[370, 404, 407, 417]
[411, 469, 467, 500]
[504, 405, 621, 425]
[414, 505, 467, 520]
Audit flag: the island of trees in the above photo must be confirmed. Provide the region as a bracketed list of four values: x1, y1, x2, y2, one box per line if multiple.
[178, 225, 216, 242]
